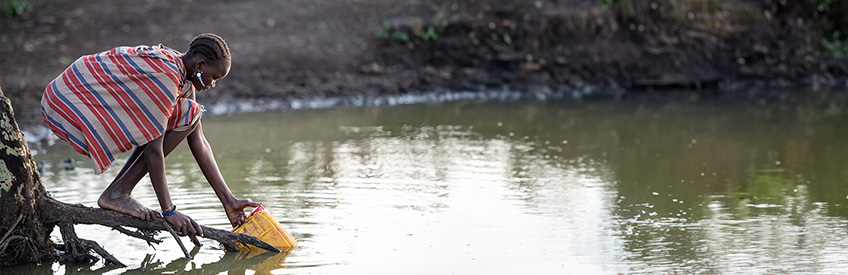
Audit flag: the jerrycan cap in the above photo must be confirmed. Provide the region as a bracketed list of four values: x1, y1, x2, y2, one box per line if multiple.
[247, 204, 265, 218]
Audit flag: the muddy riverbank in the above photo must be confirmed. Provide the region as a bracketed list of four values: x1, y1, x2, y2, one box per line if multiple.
[2, 0, 847, 130]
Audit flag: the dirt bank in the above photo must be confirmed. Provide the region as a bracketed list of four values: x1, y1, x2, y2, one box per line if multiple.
[2, 0, 847, 128]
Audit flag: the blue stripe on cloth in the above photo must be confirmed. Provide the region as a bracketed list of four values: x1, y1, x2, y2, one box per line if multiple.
[135, 48, 181, 84]
[116, 51, 176, 103]
[184, 100, 191, 126]
[151, 49, 180, 73]
[95, 54, 165, 133]
[71, 62, 138, 146]
[42, 105, 89, 152]
[51, 81, 114, 162]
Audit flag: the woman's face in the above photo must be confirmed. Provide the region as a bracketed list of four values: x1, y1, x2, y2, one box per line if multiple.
[191, 60, 229, 91]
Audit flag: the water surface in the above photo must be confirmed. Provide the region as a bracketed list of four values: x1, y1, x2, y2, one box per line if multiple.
[23, 92, 848, 274]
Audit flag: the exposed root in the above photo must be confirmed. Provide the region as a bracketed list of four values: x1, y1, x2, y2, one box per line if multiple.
[77, 238, 125, 268]
[0, 235, 28, 256]
[58, 221, 126, 267]
[0, 234, 51, 267]
[0, 235, 20, 253]
[8, 194, 283, 268]
[0, 213, 24, 245]
[40, 197, 281, 254]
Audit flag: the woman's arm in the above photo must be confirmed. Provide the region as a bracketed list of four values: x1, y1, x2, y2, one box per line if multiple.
[187, 121, 260, 227]
[144, 134, 203, 237]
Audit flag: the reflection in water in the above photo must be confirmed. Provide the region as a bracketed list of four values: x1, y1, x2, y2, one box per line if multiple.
[32, 93, 848, 274]
[118, 246, 290, 274]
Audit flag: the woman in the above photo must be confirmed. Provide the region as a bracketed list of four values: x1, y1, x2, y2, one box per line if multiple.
[41, 33, 258, 238]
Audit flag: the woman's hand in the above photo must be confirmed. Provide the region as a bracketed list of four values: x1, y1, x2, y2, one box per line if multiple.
[225, 199, 262, 227]
[164, 211, 204, 238]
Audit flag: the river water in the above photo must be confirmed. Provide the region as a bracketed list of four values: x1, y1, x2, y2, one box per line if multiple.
[17, 92, 848, 274]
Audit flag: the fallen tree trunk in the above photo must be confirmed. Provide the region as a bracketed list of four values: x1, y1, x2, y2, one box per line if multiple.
[0, 87, 279, 267]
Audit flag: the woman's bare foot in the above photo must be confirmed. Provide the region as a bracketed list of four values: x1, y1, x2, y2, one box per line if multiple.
[98, 191, 161, 220]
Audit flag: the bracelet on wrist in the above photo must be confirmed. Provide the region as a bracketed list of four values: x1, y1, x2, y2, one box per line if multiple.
[162, 205, 177, 217]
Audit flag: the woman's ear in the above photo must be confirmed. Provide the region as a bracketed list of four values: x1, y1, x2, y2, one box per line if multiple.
[194, 59, 206, 72]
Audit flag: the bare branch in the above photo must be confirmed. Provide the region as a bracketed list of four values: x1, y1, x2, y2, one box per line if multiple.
[39, 196, 282, 255]
[162, 220, 192, 259]
[110, 226, 161, 246]
[199, 226, 281, 253]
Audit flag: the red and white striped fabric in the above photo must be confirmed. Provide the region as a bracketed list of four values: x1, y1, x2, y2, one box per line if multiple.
[41, 45, 203, 174]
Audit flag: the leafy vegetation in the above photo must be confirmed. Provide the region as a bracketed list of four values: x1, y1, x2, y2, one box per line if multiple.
[600, 0, 848, 58]
[797, 0, 848, 58]
[2, 0, 29, 17]
[821, 31, 848, 59]
[375, 3, 454, 43]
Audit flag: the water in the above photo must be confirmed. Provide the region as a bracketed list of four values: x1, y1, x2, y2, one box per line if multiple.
[19, 92, 848, 274]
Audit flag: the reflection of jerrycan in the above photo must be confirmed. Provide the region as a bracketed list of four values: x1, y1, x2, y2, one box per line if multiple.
[231, 205, 297, 251]
[235, 249, 293, 272]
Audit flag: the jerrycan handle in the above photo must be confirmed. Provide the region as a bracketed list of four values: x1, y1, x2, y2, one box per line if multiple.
[248, 204, 265, 218]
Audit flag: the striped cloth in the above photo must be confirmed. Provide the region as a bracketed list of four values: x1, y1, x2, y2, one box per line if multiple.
[41, 45, 203, 174]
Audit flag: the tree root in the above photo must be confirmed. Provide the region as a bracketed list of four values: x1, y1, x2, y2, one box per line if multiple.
[0, 235, 29, 256]
[58, 220, 126, 267]
[38, 196, 281, 266]
[0, 234, 44, 267]
[0, 212, 24, 245]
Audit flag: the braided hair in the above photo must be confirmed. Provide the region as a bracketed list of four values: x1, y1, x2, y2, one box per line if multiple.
[187, 33, 230, 67]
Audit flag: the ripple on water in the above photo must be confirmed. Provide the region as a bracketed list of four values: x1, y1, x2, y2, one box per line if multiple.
[32, 98, 848, 273]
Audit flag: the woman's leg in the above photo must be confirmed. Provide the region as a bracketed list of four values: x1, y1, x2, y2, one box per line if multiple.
[98, 125, 197, 220]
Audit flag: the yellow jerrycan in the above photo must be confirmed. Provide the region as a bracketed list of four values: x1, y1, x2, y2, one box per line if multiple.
[231, 205, 297, 251]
